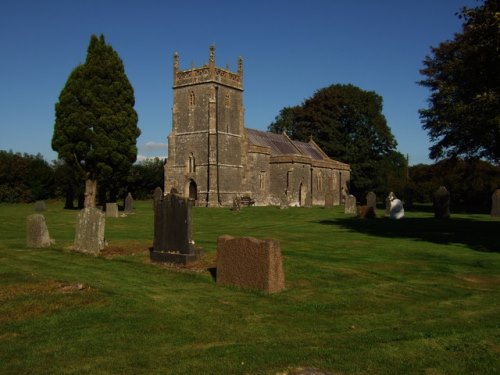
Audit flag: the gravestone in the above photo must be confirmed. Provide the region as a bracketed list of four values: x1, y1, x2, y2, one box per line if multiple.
[74, 207, 106, 255]
[150, 191, 203, 265]
[357, 205, 376, 219]
[491, 189, 500, 217]
[124, 192, 134, 214]
[153, 186, 163, 204]
[385, 192, 397, 217]
[216, 235, 285, 293]
[433, 186, 450, 219]
[231, 195, 241, 211]
[324, 191, 334, 208]
[344, 194, 357, 214]
[26, 214, 52, 248]
[388, 197, 404, 219]
[34, 200, 46, 212]
[105, 203, 119, 218]
[366, 191, 376, 209]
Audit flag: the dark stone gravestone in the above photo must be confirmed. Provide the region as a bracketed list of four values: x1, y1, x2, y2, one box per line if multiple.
[150, 191, 203, 265]
[105, 203, 119, 218]
[433, 186, 450, 219]
[124, 192, 134, 214]
[153, 186, 163, 206]
[74, 207, 106, 255]
[366, 191, 376, 209]
[26, 214, 52, 248]
[344, 194, 357, 214]
[491, 189, 500, 217]
[34, 200, 46, 212]
[324, 191, 334, 208]
[357, 205, 376, 219]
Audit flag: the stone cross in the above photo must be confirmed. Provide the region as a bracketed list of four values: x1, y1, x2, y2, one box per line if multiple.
[26, 214, 52, 248]
[491, 189, 500, 217]
[433, 186, 450, 219]
[74, 207, 106, 255]
[105, 203, 119, 218]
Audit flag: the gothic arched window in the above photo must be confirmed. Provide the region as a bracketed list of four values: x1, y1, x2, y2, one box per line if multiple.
[189, 91, 195, 107]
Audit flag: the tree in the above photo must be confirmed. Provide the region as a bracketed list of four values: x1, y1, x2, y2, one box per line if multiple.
[269, 84, 404, 196]
[419, 0, 500, 163]
[52, 34, 140, 207]
[127, 158, 165, 200]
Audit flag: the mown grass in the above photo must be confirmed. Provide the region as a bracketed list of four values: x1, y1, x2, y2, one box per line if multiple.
[0, 201, 499, 374]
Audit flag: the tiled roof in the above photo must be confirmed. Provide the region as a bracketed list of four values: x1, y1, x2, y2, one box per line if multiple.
[246, 128, 324, 160]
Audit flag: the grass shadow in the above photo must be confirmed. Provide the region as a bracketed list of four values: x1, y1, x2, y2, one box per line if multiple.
[318, 216, 500, 253]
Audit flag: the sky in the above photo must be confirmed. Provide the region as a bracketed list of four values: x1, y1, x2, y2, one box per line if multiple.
[0, 0, 478, 165]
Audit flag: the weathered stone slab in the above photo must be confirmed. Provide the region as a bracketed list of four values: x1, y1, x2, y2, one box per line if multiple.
[357, 205, 376, 219]
[105, 203, 119, 218]
[26, 214, 52, 248]
[124, 192, 134, 213]
[74, 207, 106, 255]
[344, 194, 357, 214]
[324, 191, 334, 208]
[34, 200, 46, 212]
[366, 191, 376, 209]
[153, 186, 163, 203]
[491, 189, 500, 217]
[216, 235, 285, 293]
[433, 186, 450, 219]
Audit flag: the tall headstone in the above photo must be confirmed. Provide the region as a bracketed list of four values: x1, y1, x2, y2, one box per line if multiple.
[344, 194, 357, 214]
[216, 235, 285, 293]
[34, 200, 46, 212]
[433, 186, 450, 219]
[124, 192, 134, 214]
[491, 189, 500, 217]
[366, 191, 376, 209]
[74, 207, 106, 255]
[26, 214, 52, 248]
[150, 193, 203, 265]
[105, 203, 119, 218]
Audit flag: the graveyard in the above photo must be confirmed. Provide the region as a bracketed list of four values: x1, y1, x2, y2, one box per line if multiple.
[1, 200, 499, 374]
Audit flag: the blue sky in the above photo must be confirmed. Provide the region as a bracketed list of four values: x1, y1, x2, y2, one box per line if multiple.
[0, 0, 477, 165]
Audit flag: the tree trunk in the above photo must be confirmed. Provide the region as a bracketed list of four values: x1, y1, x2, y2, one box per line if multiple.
[84, 179, 97, 208]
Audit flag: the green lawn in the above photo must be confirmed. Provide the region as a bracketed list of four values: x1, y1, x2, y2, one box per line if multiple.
[0, 201, 499, 374]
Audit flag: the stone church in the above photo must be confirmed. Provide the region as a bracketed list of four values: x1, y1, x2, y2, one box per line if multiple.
[164, 46, 350, 207]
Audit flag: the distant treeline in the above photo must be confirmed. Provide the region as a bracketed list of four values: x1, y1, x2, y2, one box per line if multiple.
[0, 150, 164, 207]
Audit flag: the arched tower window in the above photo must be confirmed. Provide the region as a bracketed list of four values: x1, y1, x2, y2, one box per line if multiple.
[189, 91, 195, 107]
[188, 153, 196, 173]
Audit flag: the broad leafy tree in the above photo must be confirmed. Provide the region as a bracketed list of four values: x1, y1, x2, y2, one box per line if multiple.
[52, 34, 140, 207]
[269, 84, 404, 195]
[419, 0, 500, 163]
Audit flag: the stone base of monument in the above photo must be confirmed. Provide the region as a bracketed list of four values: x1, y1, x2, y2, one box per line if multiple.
[149, 247, 204, 265]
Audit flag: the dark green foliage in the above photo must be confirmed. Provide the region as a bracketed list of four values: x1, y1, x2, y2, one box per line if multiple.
[52, 34, 141, 202]
[268, 84, 405, 196]
[409, 158, 500, 211]
[127, 158, 165, 199]
[0, 150, 55, 203]
[419, 0, 500, 163]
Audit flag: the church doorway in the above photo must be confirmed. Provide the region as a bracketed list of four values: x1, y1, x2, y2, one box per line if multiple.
[187, 179, 197, 203]
[299, 183, 306, 207]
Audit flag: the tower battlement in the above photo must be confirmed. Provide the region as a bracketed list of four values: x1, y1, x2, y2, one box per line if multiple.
[173, 45, 243, 90]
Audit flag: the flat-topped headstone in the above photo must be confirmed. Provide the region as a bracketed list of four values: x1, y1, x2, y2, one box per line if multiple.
[366, 191, 376, 209]
[34, 200, 46, 212]
[26, 214, 52, 248]
[491, 189, 500, 217]
[150, 192, 203, 265]
[74, 207, 106, 255]
[124, 192, 134, 213]
[434, 186, 450, 219]
[216, 235, 285, 293]
[105, 203, 119, 218]
[344, 194, 357, 214]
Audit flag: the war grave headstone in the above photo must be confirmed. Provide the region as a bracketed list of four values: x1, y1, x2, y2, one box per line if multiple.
[124, 192, 134, 214]
[366, 191, 376, 210]
[105, 203, 119, 218]
[26, 214, 53, 248]
[388, 193, 404, 219]
[434, 186, 450, 219]
[344, 194, 357, 214]
[216, 235, 285, 293]
[150, 189, 203, 265]
[74, 207, 106, 255]
[491, 189, 500, 217]
[34, 200, 46, 212]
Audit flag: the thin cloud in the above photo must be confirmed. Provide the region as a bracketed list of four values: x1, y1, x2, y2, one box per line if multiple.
[142, 141, 167, 151]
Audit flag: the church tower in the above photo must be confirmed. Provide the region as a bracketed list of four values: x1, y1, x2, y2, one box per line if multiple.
[165, 46, 246, 206]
